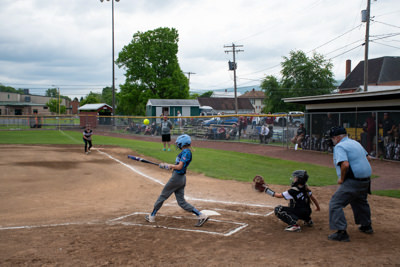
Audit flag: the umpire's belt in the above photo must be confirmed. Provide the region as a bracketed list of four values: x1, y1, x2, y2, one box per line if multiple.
[350, 177, 370, 182]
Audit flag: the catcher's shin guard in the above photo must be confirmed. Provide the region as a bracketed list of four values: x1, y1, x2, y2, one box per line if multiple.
[274, 205, 297, 226]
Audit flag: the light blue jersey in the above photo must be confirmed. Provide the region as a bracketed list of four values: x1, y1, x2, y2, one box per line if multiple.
[333, 136, 371, 179]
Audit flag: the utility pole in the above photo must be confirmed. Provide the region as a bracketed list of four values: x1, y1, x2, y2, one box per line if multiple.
[224, 43, 243, 114]
[184, 72, 196, 89]
[363, 0, 371, 92]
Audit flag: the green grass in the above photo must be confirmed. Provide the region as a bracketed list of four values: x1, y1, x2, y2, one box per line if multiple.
[372, 190, 400, 198]
[0, 130, 342, 186]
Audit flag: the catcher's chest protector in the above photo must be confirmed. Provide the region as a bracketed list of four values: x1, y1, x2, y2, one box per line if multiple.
[289, 187, 310, 209]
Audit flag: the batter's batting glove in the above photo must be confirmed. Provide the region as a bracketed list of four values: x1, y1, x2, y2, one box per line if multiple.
[159, 163, 170, 170]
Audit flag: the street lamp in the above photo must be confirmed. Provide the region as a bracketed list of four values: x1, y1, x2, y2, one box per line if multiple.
[100, 0, 120, 127]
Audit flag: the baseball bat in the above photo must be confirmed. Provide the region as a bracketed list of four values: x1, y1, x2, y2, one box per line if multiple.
[127, 155, 159, 166]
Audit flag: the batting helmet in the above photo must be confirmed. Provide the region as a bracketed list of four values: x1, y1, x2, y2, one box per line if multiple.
[291, 170, 309, 186]
[176, 134, 191, 149]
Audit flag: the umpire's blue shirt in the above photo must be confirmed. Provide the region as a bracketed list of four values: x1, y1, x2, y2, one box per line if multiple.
[333, 136, 372, 180]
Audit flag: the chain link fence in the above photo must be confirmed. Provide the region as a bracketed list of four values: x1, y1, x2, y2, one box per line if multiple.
[1, 111, 399, 161]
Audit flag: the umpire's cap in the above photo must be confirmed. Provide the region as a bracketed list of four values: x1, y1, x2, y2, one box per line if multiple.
[329, 126, 347, 138]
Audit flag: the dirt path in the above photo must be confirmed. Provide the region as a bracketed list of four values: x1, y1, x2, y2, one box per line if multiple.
[1, 144, 399, 266]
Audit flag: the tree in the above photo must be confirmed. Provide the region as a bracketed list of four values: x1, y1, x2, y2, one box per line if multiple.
[261, 50, 335, 112]
[200, 91, 213, 97]
[116, 27, 189, 115]
[0, 84, 25, 94]
[45, 88, 71, 101]
[101, 87, 113, 106]
[79, 92, 102, 106]
[46, 99, 66, 114]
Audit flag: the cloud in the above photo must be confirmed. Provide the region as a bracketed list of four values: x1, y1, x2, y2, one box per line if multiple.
[0, 0, 399, 99]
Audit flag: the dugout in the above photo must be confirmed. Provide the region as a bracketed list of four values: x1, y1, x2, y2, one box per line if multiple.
[78, 103, 113, 128]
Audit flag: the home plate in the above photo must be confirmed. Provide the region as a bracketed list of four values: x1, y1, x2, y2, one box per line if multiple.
[200, 210, 221, 216]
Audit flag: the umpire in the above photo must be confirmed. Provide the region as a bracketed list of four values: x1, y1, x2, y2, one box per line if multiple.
[328, 126, 373, 242]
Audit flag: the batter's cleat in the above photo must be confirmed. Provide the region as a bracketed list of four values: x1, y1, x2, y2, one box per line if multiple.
[359, 224, 374, 234]
[285, 224, 301, 232]
[145, 214, 155, 223]
[167, 148, 171, 152]
[85, 151, 89, 155]
[162, 148, 166, 151]
[328, 231, 350, 242]
[195, 213, 209, 227]
[304, 219, 314, 227]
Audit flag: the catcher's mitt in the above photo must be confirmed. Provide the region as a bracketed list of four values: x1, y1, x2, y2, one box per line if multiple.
[253, 175, 268, 192]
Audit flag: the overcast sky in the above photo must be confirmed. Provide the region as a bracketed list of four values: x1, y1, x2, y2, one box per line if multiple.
[0, 0, 399, 99]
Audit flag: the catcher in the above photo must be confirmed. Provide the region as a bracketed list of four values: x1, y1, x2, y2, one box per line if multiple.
[253, 170, 320, 232]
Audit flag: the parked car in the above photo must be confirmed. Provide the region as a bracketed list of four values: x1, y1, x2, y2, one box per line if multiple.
[201, 118, 221, 126]
[288, 111, 304, 127]
[201, 117, 238, 127]
[273, 112, 288, 126]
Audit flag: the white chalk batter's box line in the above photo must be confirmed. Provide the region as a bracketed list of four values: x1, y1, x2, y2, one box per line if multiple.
[108, 212, 248, 237]
[164, 203, 274, 217]
[0, 212, 248, 237]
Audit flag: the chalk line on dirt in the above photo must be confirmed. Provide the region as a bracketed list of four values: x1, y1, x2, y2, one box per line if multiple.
[108, 212, 248, 237]
[99, 150, 274, 209]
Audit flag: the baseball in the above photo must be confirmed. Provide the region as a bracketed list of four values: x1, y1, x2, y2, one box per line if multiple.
[144, 119, 150, 125]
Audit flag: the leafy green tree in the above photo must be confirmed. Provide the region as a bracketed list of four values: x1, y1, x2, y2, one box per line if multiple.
[45, 88, 71, 101]
[0, 84, 24, 94]
[80, 92, 102, 106]
[261, 75, 286, 113]
[45, 88, 59, 98]
[200, 91, 213, 97]
[116, 27, 189, 115]
[101, 87, 113, 106]
[261, 50, 335, 112]
[46, 99, 66, 114]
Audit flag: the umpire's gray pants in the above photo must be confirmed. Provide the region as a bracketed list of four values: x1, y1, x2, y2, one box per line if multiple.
[329, 178, 371, 231]
[153, 171, 195, 213]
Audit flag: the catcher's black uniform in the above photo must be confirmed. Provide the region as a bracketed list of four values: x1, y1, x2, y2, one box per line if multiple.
[274, 186, 312, 226]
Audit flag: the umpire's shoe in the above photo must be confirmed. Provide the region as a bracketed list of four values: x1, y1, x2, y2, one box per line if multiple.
[359, 224, 374, 234]
[195, 213, 209, 227]
[328, 230, 350, 242]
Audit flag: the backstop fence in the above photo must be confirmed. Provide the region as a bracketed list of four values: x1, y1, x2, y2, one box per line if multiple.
[1, 110, 399, 161]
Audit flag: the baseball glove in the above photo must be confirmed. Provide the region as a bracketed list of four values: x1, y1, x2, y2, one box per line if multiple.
[253, 175, 268, 192]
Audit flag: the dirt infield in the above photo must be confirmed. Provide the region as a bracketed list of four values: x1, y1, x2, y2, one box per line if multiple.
[1, 144, 400, 266]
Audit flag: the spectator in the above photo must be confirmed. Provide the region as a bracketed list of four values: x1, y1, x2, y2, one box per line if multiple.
[177, 110, 183, 132]
[291, 123, 306, 150]
[238, 116, 247, 138]
[206, 126, 216, 140]
[323, 113, 337, 136]
[217, 126, 226, 140]
[328, 126, 373, 242]
[259, 124, 270, 144]
[365, 112, 376, 155]
[226, 123, 238, 140]
[161, 116, 173, 151]
[381, 112, 395, 147]
[265, 112, 274, 126]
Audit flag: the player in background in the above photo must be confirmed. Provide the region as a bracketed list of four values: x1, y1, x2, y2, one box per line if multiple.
[160, 115, 173, 151]
[145, 134, 209, 227]
[83, 124, 93, 155]
[263, 170, 320, 232]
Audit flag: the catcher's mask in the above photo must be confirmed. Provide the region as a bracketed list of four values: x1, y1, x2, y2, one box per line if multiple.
[291, 170, 309, 186]
[176, 134, 191, 149]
